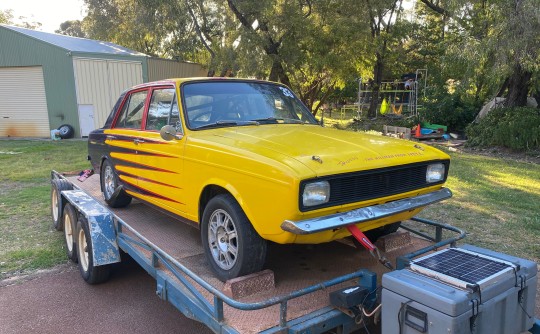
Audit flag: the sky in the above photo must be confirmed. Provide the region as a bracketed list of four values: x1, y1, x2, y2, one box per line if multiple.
[2, 0, 86, 33]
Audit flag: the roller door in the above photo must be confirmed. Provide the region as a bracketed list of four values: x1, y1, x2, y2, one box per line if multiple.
[0, 66, 50, 137]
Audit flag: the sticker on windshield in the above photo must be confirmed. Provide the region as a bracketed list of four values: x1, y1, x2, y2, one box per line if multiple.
[279, 87, 294, 98]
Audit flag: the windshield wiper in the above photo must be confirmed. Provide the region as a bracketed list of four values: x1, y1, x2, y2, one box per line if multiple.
[250, 117, 304, 124]
[195, 120, 260, 130]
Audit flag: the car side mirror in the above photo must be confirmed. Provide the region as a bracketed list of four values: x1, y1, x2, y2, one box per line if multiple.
[160, 125, 183, 141]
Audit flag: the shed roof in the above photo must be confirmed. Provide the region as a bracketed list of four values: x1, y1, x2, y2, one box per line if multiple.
[1, 25, 146, 56]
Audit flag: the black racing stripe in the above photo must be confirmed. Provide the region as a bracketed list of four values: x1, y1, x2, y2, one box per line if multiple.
[107, 134, 167, 144]
[121, 178, 184, 204]
[111, 157, 177, 174]
[107, 145, 176, 159]
[117, 170, 182, 189]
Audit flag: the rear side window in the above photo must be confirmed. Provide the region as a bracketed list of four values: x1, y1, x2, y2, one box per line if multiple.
[146, 88, 178, 131]
[116, 91, 148, 129]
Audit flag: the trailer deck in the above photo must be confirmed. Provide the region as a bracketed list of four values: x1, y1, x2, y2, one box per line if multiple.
[62, 173, 446, 333]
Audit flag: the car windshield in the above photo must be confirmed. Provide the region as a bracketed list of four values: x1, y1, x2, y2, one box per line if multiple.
[182, 81, 319, 130]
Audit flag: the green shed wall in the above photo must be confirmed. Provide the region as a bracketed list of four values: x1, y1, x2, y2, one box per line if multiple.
[0, 27, 80, 136]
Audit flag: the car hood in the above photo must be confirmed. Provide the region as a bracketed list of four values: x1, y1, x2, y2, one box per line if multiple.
[191, 125, 449, 177]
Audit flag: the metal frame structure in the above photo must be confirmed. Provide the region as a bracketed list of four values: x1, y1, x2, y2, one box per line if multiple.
[357, 69, 428, 119]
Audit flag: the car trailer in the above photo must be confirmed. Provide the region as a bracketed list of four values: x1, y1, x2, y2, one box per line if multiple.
[51, 170, 540, 334]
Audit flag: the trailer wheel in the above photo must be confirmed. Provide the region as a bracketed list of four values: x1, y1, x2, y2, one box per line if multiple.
[76, 216, 111, 284]
[201, 194, 267, 282]
[101, 159, 132, 208]
[51, 179, 73, 231]
[62, 203, 78, 262]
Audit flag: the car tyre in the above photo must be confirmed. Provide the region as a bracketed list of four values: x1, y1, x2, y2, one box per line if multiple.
[57, 124, 74, 139]
[76, 216, 112, 284]
[201, 194, 267, 282]
[100, 159, 132, 208]
[51, 178, 73, 231]
[62, 203, 79, 262]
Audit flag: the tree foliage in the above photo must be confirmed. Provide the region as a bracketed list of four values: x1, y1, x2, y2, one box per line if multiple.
[76, 0, 539, 120]
[56, 20, 86, 37]
[0, 9, 13, 24]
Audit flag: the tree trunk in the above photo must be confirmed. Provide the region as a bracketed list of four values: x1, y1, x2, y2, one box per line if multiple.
[368, 53, 384, 118]
[503, 63, 532, 107]
[268, 59, 291, 87]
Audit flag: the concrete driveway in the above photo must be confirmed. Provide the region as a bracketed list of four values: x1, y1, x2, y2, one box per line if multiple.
[0, 258, 213, 334]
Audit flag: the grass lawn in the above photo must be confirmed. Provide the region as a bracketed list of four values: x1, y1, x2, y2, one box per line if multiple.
[0, 139, 90, 280]
[0, 138, 538, 281]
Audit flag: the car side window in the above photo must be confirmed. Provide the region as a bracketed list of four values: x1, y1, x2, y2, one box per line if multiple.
[146, 88, 179, 131]
[116, 91, 148, 129]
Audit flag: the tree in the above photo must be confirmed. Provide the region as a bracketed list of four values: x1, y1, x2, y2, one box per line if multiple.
[419, 0, 540, 108]
[363, 0, 402, 118]
[0, 9, 13, 24]
[56, 20, 87, 37]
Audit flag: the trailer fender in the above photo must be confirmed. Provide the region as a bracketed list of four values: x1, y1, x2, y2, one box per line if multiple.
[61, 189, 121, 266]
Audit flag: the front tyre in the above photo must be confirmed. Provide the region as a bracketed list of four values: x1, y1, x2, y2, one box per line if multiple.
[76, 216, 111, 284]
[100, 159, 132, 208]
[201, 194, 267, 282]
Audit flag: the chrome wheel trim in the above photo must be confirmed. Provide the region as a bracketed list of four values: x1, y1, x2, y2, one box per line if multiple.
[52, 188, 59, 221]
[64, 213, 74, 252]
[103, 165, 115, 199]
[208, 209, 238, 270]
[78, 228, 89, 272]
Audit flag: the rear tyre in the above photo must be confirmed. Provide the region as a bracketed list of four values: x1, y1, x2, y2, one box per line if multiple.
[51, 179, 73, 231]
[76, 216, 111, 284]
[201, 194, 267, 282]
[100, 159, 132, 208]
[62, 203, 78, 262]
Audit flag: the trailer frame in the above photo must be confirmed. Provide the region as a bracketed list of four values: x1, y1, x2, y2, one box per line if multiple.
[51, 170, 539, 334]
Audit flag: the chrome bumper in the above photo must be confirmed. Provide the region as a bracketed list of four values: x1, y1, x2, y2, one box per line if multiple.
[281, 188, 452, 235]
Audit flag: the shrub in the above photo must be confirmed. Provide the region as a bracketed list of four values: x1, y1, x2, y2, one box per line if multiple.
[466, 107, 540, 150]
[422, 92, 479, 132]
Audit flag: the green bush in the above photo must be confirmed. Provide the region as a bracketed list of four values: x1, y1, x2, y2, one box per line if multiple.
[466, 107, 540, 150]
[422, 92, 479, 132]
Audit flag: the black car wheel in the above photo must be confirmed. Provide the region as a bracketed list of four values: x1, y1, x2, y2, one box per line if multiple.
[201, 194, 267, 282]
[57, 124, 74, 139]
[100, 159, 132, 208]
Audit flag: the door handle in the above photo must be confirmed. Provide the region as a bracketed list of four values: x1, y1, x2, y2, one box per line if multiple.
[133, 138, 145, 144]
[106, 135, 116, 140]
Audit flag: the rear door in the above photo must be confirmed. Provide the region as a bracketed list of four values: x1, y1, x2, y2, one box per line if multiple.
[105, 88, 149, 194]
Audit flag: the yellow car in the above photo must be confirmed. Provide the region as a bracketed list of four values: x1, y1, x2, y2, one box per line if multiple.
[88, 78, 451, 281]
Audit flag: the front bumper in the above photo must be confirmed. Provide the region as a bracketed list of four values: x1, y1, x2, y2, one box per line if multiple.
[281, 188, 452, 235]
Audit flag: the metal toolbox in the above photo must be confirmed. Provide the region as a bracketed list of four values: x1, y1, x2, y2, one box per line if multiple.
[381, 245, 537, 334]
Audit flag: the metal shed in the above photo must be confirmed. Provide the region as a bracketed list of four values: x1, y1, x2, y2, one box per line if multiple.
[0, 25, 205, 138]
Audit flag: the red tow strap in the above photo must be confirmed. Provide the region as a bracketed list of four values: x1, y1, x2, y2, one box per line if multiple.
[347, 225, 376, 251]
[347, 224, 394, 270]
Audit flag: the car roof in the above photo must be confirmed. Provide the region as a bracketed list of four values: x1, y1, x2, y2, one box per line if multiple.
[129, 77, 280, 90]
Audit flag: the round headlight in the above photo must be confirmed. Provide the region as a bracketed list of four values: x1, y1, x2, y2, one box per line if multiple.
[302, 181, 330, 207]
[426, 163, 445, 183]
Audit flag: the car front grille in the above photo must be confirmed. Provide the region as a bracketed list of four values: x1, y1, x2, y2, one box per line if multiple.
[299, 160, 449, 211]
